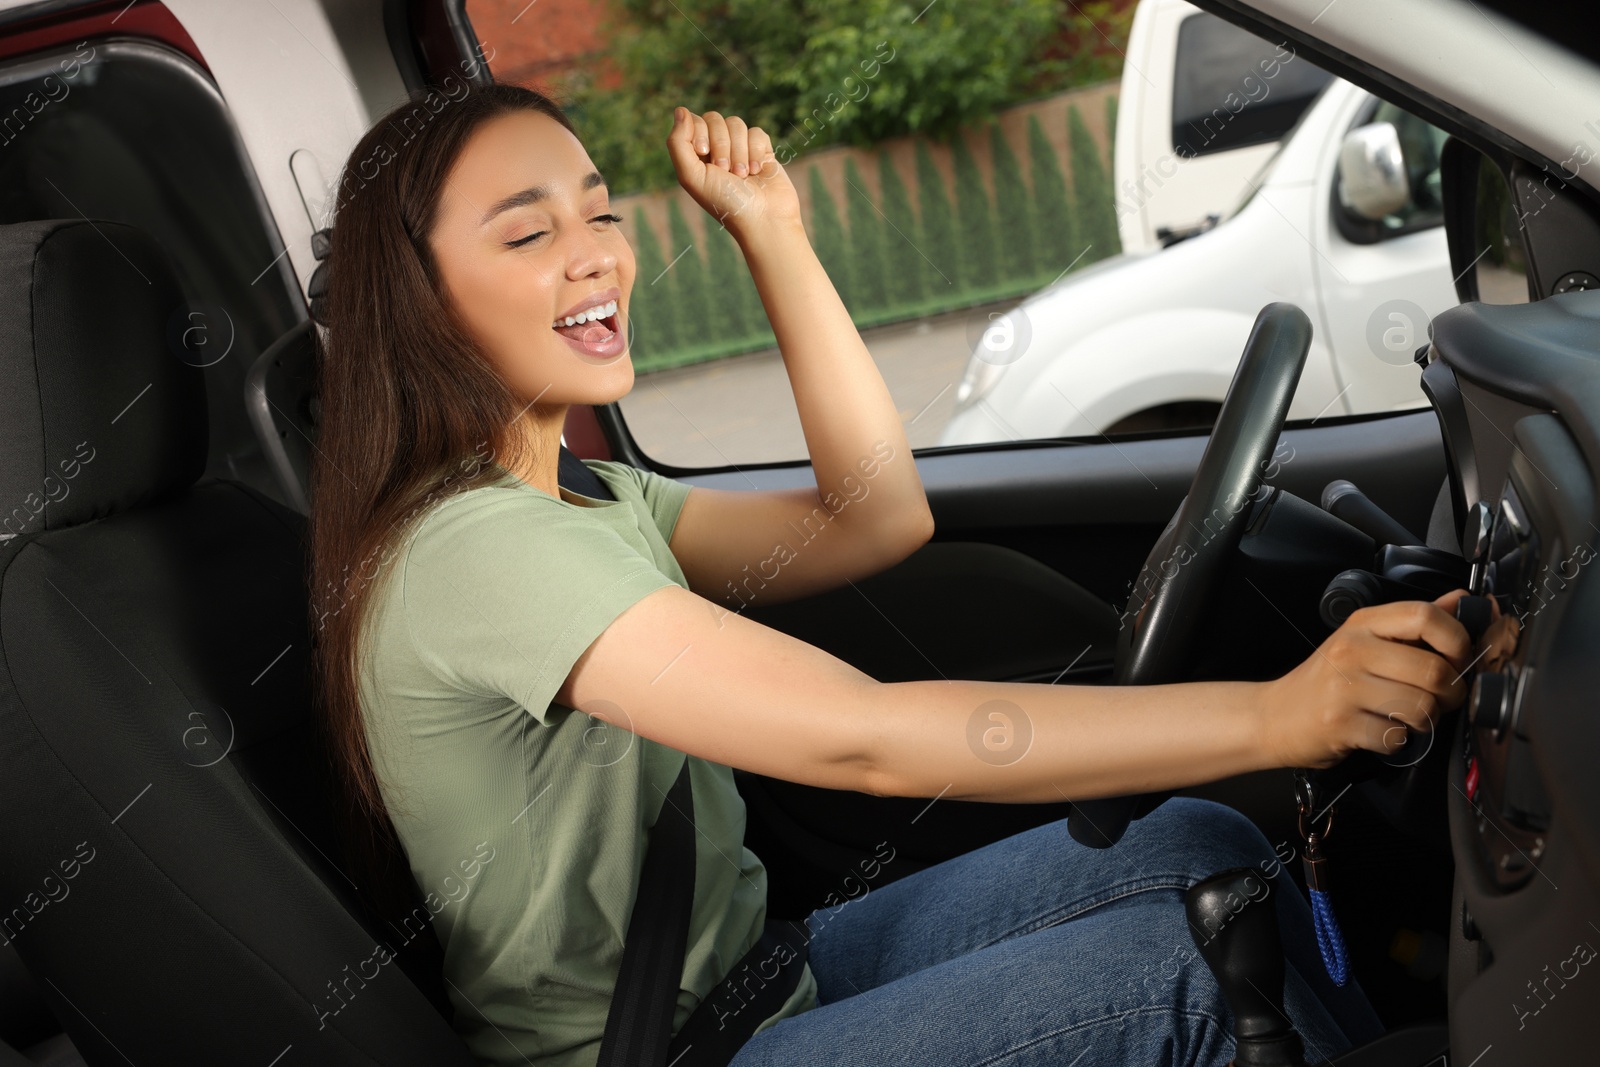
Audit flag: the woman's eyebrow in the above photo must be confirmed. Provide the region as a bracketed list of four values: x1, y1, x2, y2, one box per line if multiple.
[480, 170, 607, 226]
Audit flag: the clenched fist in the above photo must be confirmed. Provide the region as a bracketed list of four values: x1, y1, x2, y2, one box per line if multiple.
[1258, 588, 1481, 769]
[666, 107, 802, 245]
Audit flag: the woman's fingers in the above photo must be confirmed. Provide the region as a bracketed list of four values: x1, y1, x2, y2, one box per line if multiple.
[1355, 631, 1465, 709]
[726, 114, 749, 175]
[704, 111, 731, 170]
[1354, 680, 1440, 757]
[748, 126, 773, 175]
[676, 109, 768, 173]
[666, 107, 706, 181]
[1352, 598, 1472, 673]
[666, 107, 802, 238]
[692, 112, 710, 157]
[1354, 701, 1423, 758]
[1343, 626, 1466, 759]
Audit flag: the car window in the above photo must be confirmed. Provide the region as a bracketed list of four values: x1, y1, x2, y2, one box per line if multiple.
[467, 0, 1452, 464]
[1171, 10, 1333, 158]
[468, 0, 1136, 466]
[0, 40, 305, 497]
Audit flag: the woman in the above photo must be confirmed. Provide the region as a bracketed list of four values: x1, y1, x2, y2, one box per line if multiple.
[309, 83, 1473, 1067]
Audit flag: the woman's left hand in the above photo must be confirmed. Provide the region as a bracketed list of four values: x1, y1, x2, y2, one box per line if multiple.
[666, 107, 802, 245]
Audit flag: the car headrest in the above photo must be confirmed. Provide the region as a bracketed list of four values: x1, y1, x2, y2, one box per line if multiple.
[0, 219, 208, 539]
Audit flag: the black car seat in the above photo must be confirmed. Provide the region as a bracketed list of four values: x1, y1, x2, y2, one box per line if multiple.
[0, 218, 480, 1064]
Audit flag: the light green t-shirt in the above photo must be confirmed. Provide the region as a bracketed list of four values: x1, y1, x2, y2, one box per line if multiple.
[358, 458, 818, 1067]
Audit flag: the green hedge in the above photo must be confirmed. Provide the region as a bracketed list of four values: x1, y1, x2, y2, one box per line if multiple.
[627, 101, 1120, 373]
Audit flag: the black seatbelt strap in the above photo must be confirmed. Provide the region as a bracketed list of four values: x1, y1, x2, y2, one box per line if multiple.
[596, 756, 697, 1067]
[665, 916, 810, 1066]
[595, 756, 813, 1067]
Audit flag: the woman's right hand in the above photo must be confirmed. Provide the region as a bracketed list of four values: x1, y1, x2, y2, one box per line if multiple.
[1258, 589, 1477, 770]
[666, 107, 801, 244]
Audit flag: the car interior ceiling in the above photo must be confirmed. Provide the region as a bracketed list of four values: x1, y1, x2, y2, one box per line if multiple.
[2, 1, 1598, 1065]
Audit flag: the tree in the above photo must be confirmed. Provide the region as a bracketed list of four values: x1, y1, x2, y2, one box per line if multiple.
[989, 123, 1035, 283]
[559, 0, 1062, 193]
[842, 157, 887, 314]
[1029, 1, 1138, 98]
[914, 140, 959, 295]
[806, 165, 855, 314]
[951, 134, 998, 294]
[877, 150, 924, 308]
[1027, 114, 1077, 276]
[704, 220, 754, 340]
[1068, 103, 1120, 263]
[665, 199, 714, 346]
[628, 208, 679, 358]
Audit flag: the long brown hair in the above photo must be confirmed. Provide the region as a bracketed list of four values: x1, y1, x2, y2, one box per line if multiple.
[308, 82, 577, 926]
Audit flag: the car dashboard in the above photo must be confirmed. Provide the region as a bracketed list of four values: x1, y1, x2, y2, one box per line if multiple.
[1421, 288, 1600, 1057]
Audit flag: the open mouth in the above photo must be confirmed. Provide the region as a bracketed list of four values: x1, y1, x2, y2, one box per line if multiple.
[552, 299, 620, 348]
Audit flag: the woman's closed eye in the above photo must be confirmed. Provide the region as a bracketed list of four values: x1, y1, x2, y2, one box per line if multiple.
[504, 213, 625, 249]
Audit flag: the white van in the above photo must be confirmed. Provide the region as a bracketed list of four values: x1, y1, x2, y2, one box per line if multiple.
[938, 0, 1458, 443]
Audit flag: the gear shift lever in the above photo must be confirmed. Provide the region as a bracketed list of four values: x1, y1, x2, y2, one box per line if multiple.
[1186, 868, 1309, 1067]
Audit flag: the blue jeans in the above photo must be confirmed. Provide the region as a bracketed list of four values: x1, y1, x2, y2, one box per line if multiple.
[729, 797, 1386, 1066]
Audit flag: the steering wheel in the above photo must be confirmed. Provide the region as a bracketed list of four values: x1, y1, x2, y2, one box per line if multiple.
[1068, 302, 1314, 848]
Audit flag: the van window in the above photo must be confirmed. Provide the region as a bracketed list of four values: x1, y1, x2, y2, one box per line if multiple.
[1170, 11, 1332, 158]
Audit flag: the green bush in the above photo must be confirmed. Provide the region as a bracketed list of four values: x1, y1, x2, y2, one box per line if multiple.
[1068, 104, 1120, 263]
[877, 150, 924, 307]
[704, 220, 754, 339]
[561, 0, 1062, 194]
[843, 157, 888, 313]
[1031, 1, 1137, 95]
[1027, 114, 1078, 274]
[665, 200, 714, 341]
[952, 134, 998, 291]
[990, 123, 1035, 283]
[914, 140, 959, 295]
[628, 208, 679, 357]
[733, 242, 770, 340]
[806, 165, 855, 313]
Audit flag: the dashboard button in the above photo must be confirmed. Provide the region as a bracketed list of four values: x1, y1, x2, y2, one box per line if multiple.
[1468, 670, 1513, 739]
[1552, 271, 1599, 294]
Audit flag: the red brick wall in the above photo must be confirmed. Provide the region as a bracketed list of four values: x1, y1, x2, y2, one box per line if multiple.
[465, 0, 617, 92]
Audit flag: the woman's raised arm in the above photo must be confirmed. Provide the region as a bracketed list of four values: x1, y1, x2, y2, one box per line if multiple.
[659, 107, 934, 608]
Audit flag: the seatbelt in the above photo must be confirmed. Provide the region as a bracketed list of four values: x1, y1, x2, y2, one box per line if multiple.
[595, 757, 812, 1067]
[665, 917, 810, 1065]
[596, 757, 698, 1067]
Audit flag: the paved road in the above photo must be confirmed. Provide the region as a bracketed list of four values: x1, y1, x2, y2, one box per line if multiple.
[617, 300, 1013, 468]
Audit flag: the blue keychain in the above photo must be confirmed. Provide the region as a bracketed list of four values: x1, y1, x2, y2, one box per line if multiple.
[1296, 771, 1350, 987]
